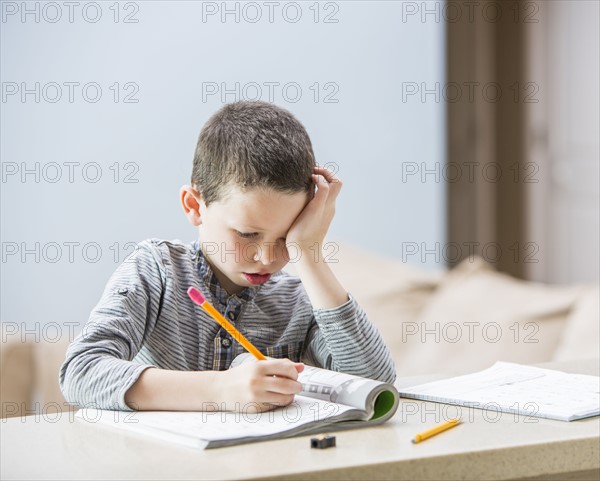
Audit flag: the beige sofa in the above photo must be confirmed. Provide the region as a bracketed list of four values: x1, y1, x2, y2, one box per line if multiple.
[2, 241, 598, 418]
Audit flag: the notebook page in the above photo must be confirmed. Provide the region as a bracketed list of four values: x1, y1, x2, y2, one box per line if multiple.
[399, 362, 600, 420]
[78, 396, 356, 443]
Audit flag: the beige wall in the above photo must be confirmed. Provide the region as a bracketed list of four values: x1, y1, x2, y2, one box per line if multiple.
[525, 0, 600, 284]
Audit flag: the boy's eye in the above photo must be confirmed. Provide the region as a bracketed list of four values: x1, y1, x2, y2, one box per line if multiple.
[235, 231, 257, 238]
[234, 230, 286, 242]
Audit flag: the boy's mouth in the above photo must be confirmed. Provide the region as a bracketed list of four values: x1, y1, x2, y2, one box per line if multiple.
[243, 272, 272, 285]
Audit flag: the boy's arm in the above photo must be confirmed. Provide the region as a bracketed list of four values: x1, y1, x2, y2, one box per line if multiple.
[294, 240, 397, 384]
[286, 167, 396, 383]
[294, 250, 349, 309]
[124, 368, 222, 411]
[286, 167, 351, 310]
[58, 241, 161, 410]
[305, 296, 398, 384]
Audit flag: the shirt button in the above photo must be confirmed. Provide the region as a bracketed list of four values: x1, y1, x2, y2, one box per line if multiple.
[117, 288, 128, 295]
[227, 311, 235, 320]
[221, 337, 232, 348]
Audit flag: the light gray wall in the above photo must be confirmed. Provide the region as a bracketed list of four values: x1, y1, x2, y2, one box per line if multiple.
[1, 1, 446, 331]
[526, 0, 600, 284]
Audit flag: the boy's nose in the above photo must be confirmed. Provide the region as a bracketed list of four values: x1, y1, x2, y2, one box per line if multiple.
[254, 242, 279, 265]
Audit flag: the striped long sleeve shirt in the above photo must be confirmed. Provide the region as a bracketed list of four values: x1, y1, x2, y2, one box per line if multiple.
[59, 238, 397, 411]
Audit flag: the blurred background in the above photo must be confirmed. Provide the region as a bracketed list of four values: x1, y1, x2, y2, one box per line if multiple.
[2, 0, 446, 329]
[1, 1, 598, 417]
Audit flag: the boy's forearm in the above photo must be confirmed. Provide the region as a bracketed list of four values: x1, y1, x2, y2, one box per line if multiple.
[124, 367, 222, 411]
[295, 251, 348, 309]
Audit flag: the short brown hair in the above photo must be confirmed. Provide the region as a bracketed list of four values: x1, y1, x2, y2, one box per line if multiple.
[191, 101, 316, 206]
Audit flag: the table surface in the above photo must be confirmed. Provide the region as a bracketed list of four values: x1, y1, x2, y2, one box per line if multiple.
[2, 359, 599, 481]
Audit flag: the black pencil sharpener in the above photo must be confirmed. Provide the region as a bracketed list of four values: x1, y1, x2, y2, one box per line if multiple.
[310, 434, 336, 449]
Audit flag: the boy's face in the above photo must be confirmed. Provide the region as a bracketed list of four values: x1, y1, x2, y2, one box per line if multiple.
[181, 183, 310, 296]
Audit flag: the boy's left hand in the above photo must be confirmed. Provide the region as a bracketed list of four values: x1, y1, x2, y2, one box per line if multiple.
[286, 166, 342, 253]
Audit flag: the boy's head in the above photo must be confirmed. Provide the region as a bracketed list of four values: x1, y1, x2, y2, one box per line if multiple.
[190, 100, 316, 206]
[181, 101, 317, 295]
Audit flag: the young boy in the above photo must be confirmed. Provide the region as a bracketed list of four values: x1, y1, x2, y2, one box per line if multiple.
[59, 101, 396, 414]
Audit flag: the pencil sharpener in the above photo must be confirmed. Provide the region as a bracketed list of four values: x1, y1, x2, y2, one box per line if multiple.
[310, 434, 336, 449]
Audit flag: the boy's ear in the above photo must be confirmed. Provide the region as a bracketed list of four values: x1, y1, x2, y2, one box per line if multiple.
[180, 185, 203, 226]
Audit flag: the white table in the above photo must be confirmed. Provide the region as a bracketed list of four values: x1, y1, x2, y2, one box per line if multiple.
[2, 359, 599, 480]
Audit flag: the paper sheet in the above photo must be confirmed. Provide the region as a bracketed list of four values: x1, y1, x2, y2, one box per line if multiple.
[399, 362, 600, 421]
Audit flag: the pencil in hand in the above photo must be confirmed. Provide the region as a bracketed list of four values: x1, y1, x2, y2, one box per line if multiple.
[187, 286, 267, 361]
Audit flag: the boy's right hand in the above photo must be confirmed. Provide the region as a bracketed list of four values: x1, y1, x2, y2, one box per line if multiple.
[217, 358, 305, 413]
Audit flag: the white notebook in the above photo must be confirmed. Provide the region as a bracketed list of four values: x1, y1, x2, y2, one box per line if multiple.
[74, 353, 400, 449]
[399, 361, 600, 422]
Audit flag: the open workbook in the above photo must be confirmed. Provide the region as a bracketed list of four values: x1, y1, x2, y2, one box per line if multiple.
[75, 353, 400, 449]
[399, 361, 600, 422]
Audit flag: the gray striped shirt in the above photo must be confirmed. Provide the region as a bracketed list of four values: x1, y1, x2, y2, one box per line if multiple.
[59, 238, 396, 411]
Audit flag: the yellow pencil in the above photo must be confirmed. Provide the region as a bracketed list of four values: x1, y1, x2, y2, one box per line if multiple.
[188, 286, 267, 361]
[411, 418, 461, 444]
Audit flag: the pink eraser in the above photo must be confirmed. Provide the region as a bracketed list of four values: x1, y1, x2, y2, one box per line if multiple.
[187, 286, 206, 305]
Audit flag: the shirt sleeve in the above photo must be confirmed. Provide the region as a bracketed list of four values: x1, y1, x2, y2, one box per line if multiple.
[301, 292, 397, 384]
[58, 240, 163, 411]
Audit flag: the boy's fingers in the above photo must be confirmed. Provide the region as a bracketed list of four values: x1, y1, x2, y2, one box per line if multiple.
[313, 169, 342, 205]
[262, 393, 295, 407]
[260, 359, 302, 380]
[252, 402, 286, 413]
[264, 376, 303, 395]
[313, 175, 330, 202]
[313, 174, 330, 188]
[314, 166, 341, 183]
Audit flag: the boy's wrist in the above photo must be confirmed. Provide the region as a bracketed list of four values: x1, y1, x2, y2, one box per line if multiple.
[293, 251, 349, 310]
[125, 367, 225, 411]
[209, 369, 227, 410]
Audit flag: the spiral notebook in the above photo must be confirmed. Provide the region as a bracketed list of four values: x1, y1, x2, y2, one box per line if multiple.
[399, 361, 600, 422]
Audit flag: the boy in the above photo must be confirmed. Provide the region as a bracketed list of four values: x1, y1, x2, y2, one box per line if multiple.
[59, 101, 396, 414]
